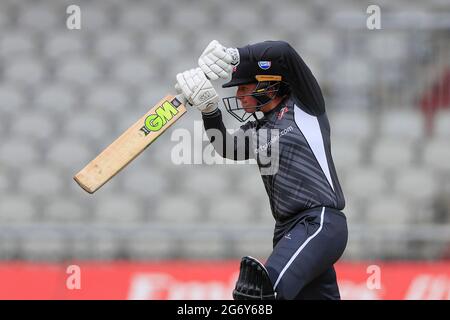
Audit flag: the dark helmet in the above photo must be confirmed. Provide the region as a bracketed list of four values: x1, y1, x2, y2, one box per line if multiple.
[222, 44, 286, 88]
[221, 43, 290, 122]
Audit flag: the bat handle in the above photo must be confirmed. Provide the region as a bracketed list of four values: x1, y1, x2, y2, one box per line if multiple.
[175, 93, 189, 106]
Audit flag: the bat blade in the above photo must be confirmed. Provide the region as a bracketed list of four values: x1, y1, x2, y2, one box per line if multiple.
[74, 95, 186, 193]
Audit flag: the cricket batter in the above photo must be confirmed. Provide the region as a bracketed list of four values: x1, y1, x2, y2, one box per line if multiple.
[176, 40, 348, 300]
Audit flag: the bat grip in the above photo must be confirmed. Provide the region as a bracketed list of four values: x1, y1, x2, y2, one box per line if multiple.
[174, 69, 210, 106]
[175, 93, 188, 105]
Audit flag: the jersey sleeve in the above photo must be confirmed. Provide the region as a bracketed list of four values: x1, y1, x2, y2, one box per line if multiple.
[241, 40, 325, 115]
[202, 109, 255, 161]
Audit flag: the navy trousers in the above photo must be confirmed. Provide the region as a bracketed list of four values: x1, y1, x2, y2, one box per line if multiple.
[265, 207, 348, 300]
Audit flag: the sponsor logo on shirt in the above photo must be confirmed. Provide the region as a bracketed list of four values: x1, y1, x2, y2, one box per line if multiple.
[277, 106, 289, 120]
[254, 126, 294, 154]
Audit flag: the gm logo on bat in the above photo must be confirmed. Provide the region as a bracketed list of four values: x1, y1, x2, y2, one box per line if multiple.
[140, 100, 179, 135]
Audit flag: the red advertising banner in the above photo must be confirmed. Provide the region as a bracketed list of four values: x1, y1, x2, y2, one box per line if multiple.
[0, 261, 449, 300]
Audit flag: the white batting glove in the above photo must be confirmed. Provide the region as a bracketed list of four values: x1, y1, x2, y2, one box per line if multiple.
[198, 40, 240, 80]
[175, 68, 219, 114]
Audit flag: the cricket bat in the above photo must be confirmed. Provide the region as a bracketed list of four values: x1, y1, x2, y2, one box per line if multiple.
[74, 94, 187, 193]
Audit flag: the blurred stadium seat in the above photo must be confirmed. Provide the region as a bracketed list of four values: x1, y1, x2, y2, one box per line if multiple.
[233, 165, 267, 200]
[303, 30, 339, 61]
[331, 59, 372, 90]
[19, 4, 59, 32]
[127, 230, 176, 260]
[434, 110, 450, 139]
[0, 233, 20, 260]
[423, 138, 450, 171]
[35, 83, 78, 115]
[206, 196, 255, 224]
[0, 138, 40, 169]
[0, 85, 26, 116]
[365, 197, 411, 225]
[95, 32, 136, 62]
[254, 201, 275, 225]
[379, 109, 426, 143]
[331, 138, 364, 172]
[233, 232, 273, 260]
[171, 5, 213, 31]
[18, 166, 64, 198]
[64, 111, 110, 144]
[4, 57, 45, 87]
[21, 231, 68, 261]
[44, 198, 87, 223]
[79, 3, 111, 31]
[371, 139, 416, 169]
[344, 167, 388, 201]
[366, 32, 409, 62]
[0, 31, 37, 60]
[270, 7, 314, 32]
[93, 194, 143, 225]
[343, 198, 366, 224]
[118, 3, 159, 33]
[10, 111, 56, 143]
[45, 31, 87, 60]
[180, 167, 231, 198]
[46, 138, 92, 170]
[56, 56, 102, 87]
[179, 232, 228, 259]
[329, 110, 373, 144]
[89, 230, 124, 260]
[121, 168, 169, 198]
[153, 195, 202, 223]
[0, 195, 37, 224]
[0, 173, 10, 194]
[112, 56, 154, 88]
[85, 82, 130, 116]
[0, 8, 8, 29]
[394, 168, 438, 204]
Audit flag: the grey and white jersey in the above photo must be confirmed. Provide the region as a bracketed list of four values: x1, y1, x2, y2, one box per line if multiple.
[202, 41, 345, 243]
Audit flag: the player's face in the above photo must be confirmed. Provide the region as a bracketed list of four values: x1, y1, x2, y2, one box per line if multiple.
[237, 84, 259, 113]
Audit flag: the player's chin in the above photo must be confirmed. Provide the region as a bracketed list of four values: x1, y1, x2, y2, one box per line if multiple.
[243, 107, 257, 114]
